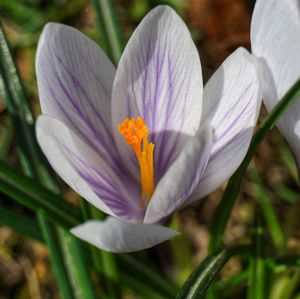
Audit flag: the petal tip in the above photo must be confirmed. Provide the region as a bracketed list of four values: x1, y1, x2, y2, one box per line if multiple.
[71, 219, 180, 253]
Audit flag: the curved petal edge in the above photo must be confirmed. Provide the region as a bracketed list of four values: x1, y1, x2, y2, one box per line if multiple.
[71, 217, 180, 253]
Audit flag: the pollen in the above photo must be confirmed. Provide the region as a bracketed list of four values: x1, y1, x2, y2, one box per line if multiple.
[118, 117, 155, 200]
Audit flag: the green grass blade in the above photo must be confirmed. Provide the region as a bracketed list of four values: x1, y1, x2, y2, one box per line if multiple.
[248, 165, 285, 252]
[119, 273, 169, 299]
[0, 25, 32, 120]
[0, 117, 12, 159]
[247, 213, 266, 299]
[91, 0, 125, 64]
[59, 229, 97, 299]
[0, 1, 44, 31]
[215, 270, 249, 295]
[118, 253, 178, 297]
[80, 199, 121, 298]
[269, 268, 300, 299]
[0, 204, 42, 241]
[208, 78, 300, 252]
[0, 24, 60, 192]
[37, 212, 75, 299]
[0, 160, 79, 227]
[175, 246, 250, 299]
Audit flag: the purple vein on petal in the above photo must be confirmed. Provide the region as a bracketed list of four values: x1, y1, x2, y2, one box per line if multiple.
[141, 37, 151, 121]
[150, 35, 166, 140]
[42, 47, 128, 178]
[155, 46, 175, 177]
[214, 85, 255, 144]
[76, 48, 112, 99]
[44, 75, 98, 153]
[155, 42, 192, 180]
[210, 129, 248, 162]
[213, 83, 252, 130]
[56, 139, 143, 221]
[53, 51, 112, 135]
[53, 72, 124, 177]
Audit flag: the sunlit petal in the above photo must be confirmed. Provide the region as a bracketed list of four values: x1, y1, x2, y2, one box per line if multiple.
[112, 6, 203, 181]
[71, 217, 179, 253]
[36, 116, 143, 221]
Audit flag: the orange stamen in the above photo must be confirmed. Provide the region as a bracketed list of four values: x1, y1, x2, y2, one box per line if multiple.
[118, 117, 155, 200]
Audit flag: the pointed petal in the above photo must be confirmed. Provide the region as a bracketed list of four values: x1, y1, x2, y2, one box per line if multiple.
[111, 6, 203, 181]
[251, 0, 300, 167]
[190, 48, 261, 201]
[36, 116, 143, 221]
[144, 123, 212, 224]
[36, 23, 121, 173]
[71, 217, 180, 253]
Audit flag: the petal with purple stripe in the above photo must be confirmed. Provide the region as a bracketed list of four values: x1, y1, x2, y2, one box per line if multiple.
[144, 122, 212, 224]
[36, 116, 143, 221]
[36, 23, 123, 176]
[111, 6, 203, 181]
[189, 48, 261, 201]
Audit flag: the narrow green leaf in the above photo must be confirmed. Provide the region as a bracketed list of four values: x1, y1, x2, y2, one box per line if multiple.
[247, 213, 266, 299]
[0, 25, 32, 120]
[80, 199, 121, 298]
[215, 270, 249, 294]
[0, 1, 44, 31]
[0, 204, 42, 241]
[37, 212, 74, 299]
[119, 253, 178, 298]
[0, 24, 60, 192]
[119, 273, 169, 299]
[267, 256, 300, 271]
[0, 160, 79, 227]
[0, 117, 12, 159]
[59, 229, 97, 299]
[248, 165, 285, 252]
[269, 268, 300, 299]
[208, 78, 300, 252]
[91, 0, 124, 64]
[176, 246, 250, 299]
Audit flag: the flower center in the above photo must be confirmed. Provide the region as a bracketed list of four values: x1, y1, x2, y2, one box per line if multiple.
[118, 117, 155, 200]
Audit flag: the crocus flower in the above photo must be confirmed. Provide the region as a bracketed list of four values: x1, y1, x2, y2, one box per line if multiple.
[251, 0, 300, 167]
[36, 6, 261, 252]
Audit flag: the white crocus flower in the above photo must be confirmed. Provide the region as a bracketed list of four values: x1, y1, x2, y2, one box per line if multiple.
[251, 0, 300, 167]
[36, 6, 261, 252]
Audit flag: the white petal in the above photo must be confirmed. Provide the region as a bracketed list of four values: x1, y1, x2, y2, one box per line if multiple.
[111, 6, 203, 181]
[144, 123, 212, 224]
[36, 116, 144, 221]
[71, 217, 180, 253]
[36, 23, 120, 173]
[190, 48, 261, 201]
[251, 0, 300, 167]
[251, 0, 300, 101]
